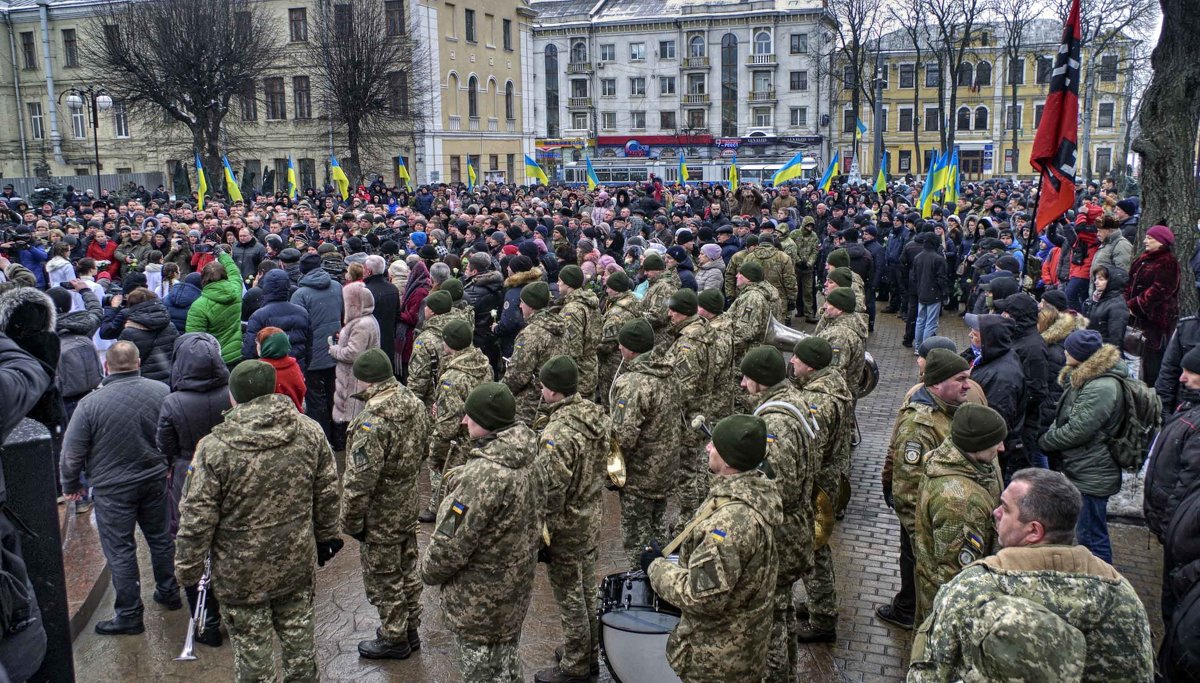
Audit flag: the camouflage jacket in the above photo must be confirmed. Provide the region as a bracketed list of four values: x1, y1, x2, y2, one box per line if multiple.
[418, 423, 545, 644]
[794, 227, 820, 270]
[503, 308, 567, 424]
[910, 545, 1154, 683]
[537, 394, 610, 553]
[665, 315, 718, 416]
[814, 272, 869, 336]
[450, 299, 474, 328]
[647, 470, 782, 682]
[609, 350, 682, 499]
[175, 394, 340, 605]
[341, 378, 431, 543]
[747, 244, 798, 313]
[725, 281, 778, 357]
[408, 314, 451, 405]
[724, 249, 750, 300]
[913, 437, 1002, 624]
[430, 346, 493, 471]
[881, 381, 987, 496]
[642, 269, 682, 346]
[559, 288, 602, 397]
[888, 388, 956, 535]
[792, 367, 854, 495]
[597, 291, 641, 403]
[817, 312, 866, 399]
[705, 314, 739, 422]
[753, 381, 815, 583]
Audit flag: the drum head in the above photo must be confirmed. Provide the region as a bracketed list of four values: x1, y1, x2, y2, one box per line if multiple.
[600, 609, 679, 634]
[600, 612, 682, 683]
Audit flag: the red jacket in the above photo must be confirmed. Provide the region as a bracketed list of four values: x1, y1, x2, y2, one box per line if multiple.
[86, 239, 120, 278]
[262, 355, 306, 411]
[1068, 230, 1098, 280]
[191, 250, 216, 272]
[1041, 247, 1061, 287]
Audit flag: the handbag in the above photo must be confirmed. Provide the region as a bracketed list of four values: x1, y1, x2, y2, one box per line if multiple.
[1123, 326, 1147, 357]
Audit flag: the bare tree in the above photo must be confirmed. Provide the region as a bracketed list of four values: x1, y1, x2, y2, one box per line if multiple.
[988, 0, 1037, 178]
[888, 0, 931, 173]
[824, 0, 886, 173]
[926, 0, 986, 152]
[80, 0, 280, 194]
[309, 0, 430, 183]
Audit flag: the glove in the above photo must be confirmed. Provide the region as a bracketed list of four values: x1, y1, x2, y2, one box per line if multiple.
[348, 530, 366, 543]
[316, 538, 344, 567]
[883, 489, 894, 510]
[537, 546, 552, 564]
[638, 539, 663, 574]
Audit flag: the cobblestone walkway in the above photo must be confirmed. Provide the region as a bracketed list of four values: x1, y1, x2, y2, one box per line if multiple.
[72, 311, 1164, 681]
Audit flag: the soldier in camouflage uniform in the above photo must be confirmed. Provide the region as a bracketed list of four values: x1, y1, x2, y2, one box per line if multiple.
[339, 349, 432, 659]
[726, 235, 796, 320]
[740, 346, 816, 683]
[609, 319, 681, 568]
[697, 289, 739, 421]
[418, 383, 545, 683]
[440, 277, 475, 329]
[724, 233, 758, 300]
[532, 357, 610, 683]
[913, 404, 1005, 625]
[877, 348, 973, 630]
[556, 265, 602, 400]
[817, 267, 866, 336]
[725, 260, 780, 361]
[816, 288, 865, 400]
[596, 270, 640, 406]
[645, 415, 782, 683]
[175, 361, 342, 683]
[640, 252, 683, 350]
[503, 281, 566, 424]
[825, 249, 870, 333]
[788, 338, 853, 643]
[910, 468, 1154, 682]
[407, 289, 454, 405]
[794, 216, 821, 322]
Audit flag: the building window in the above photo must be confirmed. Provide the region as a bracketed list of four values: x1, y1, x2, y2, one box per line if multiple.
[445, 3, 456, 37]
[688, 108, 706, 129]
[689, 36, 705, 58]
[660, 76, 676, 95]
[975, 106, 988, 130]
[102, 23, 121, 51]
[661, 40, 677, 60]
[113, 100, 129, 138]
[1035, 104, 1044, 127]
[240, 79, 257, 121]
[467, 75, 478, 117]
[571, 41, 587, 63]
[790, 33, 807, 54]
[843, 64, 857, 91]
[485, 14, 495, 46]
[630, 42, 646, 61]
[899, 149, 912, 172]
[721, 33, 738, 138]
[753, 30, 771, 55]
[630, 77, 646, 96]
[62, 29, 78, 67]
[545, 44, 559, 137]
[956, 106, 971, 131]
[465, 8, 476, 42]
[506, 154, 515, 180]
[600, 78, 616, 97]
[660, 111, 676, 130]
[601, 111, 616, 129]
[1036, 56, 1053, 84]
[1099, 54, 1118, 82]
[384, 1, 405, 36]
[1098, 102, 1115, 128]
[842, 109, 855, 133]
[790, 106, 807, 127]
[450, 156, 461, 183]
[71, 109, 86, 139]
[957, 63, 973, 87]
[27, 102, 44, 140]
[600, 44, 615, 62]
[289, 8, 308, 41]
[299, 158, 316, 190]
[294, 75, 313, 118]
[688, 73, 706, 94]
[20, 32, 35, 69]
[389, 71, 412, 119]
[1007, 57, 1024, 85]
[505, 81, 514, 119]
[879, 107, 888, 131]
[488, 154, 498, 172]
[571, 78, 588, 98]
[502, 19, 512, 50]
[925, 62, 940, 88]
[265, 77, 286, 120]
[976, 61, 992, 86]
[1095, 147, 1112, 175]
[789, 70, 808, 91]
[334, 4, 353, 38]
[630, 111, 646, 129]
[899, 107, 913, 132]
[754, 107, 772, 127]
[1005, 103, 1023, 129]
[924, 150, 936, 172]
[899, 63, 915, 88]
[571, 111, 588, 129]
[924, 106, 939, 132]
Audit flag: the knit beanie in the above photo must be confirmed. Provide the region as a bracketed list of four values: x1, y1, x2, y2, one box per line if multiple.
[826, 287, 856, 313]
[122, 272, 147, 295]
[559, 264, 585, 289]
[828, 267, 853, 289]
[299, 253, 322, 274]
[353, 348, 393, 383]
[258, 332, 291, 359]
[317, 242, 338, 255]
[668, 288, 699, 316]
[229, 360, 277, 403]
[424, 289, 453, 315]
[712, 415, 768, 472]
[539, 355, 579, 395]
[464, 382, 516, 431]
[827, 248, 850, 268]
[698, 289, 725, 315]
[739, 260, 765, 282]
[1147, 224, 1175, 246]
[1063, 329, 1103, 363]
[923, 348, 970, 386]
[1183, 346, 1200, 374]
[951, 403, 1009, 453]
[1041, 289, 1069, 312]
[918, 336, 957, 358]
[700, 243, 722, 261]
[441, 278, 464, 301]
[442, 319, 473, 351]
[793, 337, 833, 370]
[642, 252, 665, 272]
[618, 319, 655, 353]
[47, 287, 73, 315]
[521, 280, 551, 309]
[278, 248, 301, 264]
[606, 270, 631, 292]
[740, 346, 787, 386]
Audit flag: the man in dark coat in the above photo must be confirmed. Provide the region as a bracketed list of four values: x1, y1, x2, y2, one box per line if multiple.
[242, 270, 312, 371]
[291, 254, 343, 441]
[462, 252, 504, 369]
[1156, 317, 1200, 420]
[998, 293, 1050, 476]
[963, 313, 1027, 479]
[363, 255, 400, 369]
[910, 232, 948, 349]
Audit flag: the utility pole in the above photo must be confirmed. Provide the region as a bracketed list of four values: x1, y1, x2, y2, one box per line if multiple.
[873, 48, 884, 181]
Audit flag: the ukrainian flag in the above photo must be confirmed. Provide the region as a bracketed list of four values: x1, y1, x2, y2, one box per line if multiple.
[330, 156, 350, 200]
[525, 154, 548, 185]
[678, 152, 690, 186]
[287, 156, 299, 200]
[945, 148, 960, 205]
[770, 150, 806, 187]
[920, 150, 947, 218]
[195, 153, 208, 211]
[396, 155, 412, 191]
[729, 155, 739, 193]
[466, 159, 477, 191]
[585, 155, 599, 191]
[817, 151, 840, 192]
[855, 117, 868, 142]
[221, 156, 243, 203]
[874, 151, 888, 193]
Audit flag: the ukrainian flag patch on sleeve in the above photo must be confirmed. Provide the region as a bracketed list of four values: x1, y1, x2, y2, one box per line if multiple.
[709, 528, 727, 543]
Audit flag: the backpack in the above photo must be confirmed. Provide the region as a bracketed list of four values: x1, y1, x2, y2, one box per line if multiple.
[56, 333, 102, 400]
[1107, 374, 1162, 471]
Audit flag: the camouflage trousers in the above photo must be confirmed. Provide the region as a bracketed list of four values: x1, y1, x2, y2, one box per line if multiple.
[619, 492, 668, 569]
[766, 583, 799, 683]
[361, 534, 421, 641]
[223, 586, 316, 683]
[801, 544, 838, 630]
[673, 430, 711, 534]
[547, 547, 600, 677]
[454, 635, 522, 683]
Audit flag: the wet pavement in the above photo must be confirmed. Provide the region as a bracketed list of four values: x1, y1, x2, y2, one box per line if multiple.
[71, 310, 1164, 682]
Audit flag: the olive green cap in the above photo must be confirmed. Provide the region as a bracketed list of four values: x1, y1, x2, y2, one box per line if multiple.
[520, 280, 551, 309]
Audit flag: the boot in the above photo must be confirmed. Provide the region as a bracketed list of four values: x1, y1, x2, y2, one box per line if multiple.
[534, 665, 591, 683]
[195, 623, 224, 647]
[554, 647, 600, 676]
[95, 617, 144, 636]
[795, 621, 836, 644]
[417, 509, 436, 523]
[874, 604, 914, 630]
[358, 637, 413, 660]
[408, 628, 421, 651]
[153, 590, 182, 611]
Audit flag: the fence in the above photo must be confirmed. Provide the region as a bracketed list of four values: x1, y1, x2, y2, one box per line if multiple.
[1, 172, 166, 201]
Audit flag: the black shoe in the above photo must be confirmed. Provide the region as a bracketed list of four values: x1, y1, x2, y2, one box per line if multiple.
[795, 621, 837, 644]
[408, 628, 421, 651]
[153, 591, 183, 611]
[875, 604, 914, 630]
[195, 625, 223, 647]
[95, 617, 144, 636]
[534, 665, 591, 683]
[901, 340, 913, 348]
[795, 601, 809, 621]
[868, 324, 875, 333]
[554, 647, 600, 676]
[805, 317, 819, 324]
[358, 637, 413, 660]
[417, 509, 436, 523]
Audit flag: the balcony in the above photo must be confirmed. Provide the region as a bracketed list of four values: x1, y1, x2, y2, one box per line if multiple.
[468, 116, 480, 131]
[488, 117, 498, 132]
[682, 93, 710, 106]
[568, 96, 592, 109]
[682, 56, 710, 69]
[448, 115, 461, 131]
[567, 61, 593, 74]
[748, 89, 777, 102]
[747, 53, 777, 67]
[507, 118, 517, 132]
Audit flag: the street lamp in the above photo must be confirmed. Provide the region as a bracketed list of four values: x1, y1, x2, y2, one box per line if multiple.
[62, 87, 113, 197]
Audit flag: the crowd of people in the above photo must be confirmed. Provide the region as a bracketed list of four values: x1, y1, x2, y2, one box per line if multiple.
[0, 170, 1195, 682]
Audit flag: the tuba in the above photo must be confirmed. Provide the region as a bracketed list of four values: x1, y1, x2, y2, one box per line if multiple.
[763, 317, 879, 397]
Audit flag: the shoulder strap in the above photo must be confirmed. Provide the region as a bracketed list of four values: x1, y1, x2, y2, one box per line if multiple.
[755, 399, 817, 438]
[660, 496, 739, 557]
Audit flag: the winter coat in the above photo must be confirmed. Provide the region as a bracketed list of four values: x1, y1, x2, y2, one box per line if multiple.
[242, 270, 312, 371]
[1040, 311, 1090, 430]
[290, 268, 343, 372]
[1068, 229, 1099, 280]
[397, 263, 430, 363]
[157, 333, 230, 463]
[496, 268, 541, 359]
[86, 239, 120, 278]
[696, 258, 725, 292]
[55, 288, 104, 400]
[329, 282, 380, 422]
[1119, 214, 1140, 244]
[45, 255, 75, 289]
[675, 260, 698, 292]
[163, 276, 202, 334]
[1006, 299, 1052, 448]
[911, 243, 948, 305]
[119, 299, 180, 384]
[1157, 317, 1200, 420]
[231, 239, 266, 281]
[964, 315, 1026, 448]
[1126, 246, 1181, 351]
[262, 355, 306, 411]
[1091, 231, 1134, 276]
[1145, 400, 1200, 541]
[16, 243, 48, 288]
[462, 270, 504, 356]
[364, 273, 400, 366]
[1040, 344, 1126, 498]
[185, 250, 243, 364]
[1087, 265, 1130, 348]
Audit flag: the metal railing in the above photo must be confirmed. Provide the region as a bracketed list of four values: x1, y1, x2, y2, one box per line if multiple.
[747, 53, 777, 66]
[682, 56, 709, 69]
[567, 61, 593, 74]
[682, 93, 710, 105]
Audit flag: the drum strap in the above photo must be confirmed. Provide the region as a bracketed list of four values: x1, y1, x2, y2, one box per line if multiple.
[660, 496, 739, 558]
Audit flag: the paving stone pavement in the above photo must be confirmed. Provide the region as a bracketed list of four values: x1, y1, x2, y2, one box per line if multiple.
[71, 310, 1164, 682]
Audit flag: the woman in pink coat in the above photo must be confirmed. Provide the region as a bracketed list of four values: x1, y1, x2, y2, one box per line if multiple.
[329, 281, 379, 449]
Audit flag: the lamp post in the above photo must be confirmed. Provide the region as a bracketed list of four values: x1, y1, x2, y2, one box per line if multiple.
[62, 87, 113, 196]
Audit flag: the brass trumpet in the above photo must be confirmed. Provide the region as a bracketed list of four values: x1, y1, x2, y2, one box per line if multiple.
[175, 557, 211, 662]
[763, 317, 879, 397]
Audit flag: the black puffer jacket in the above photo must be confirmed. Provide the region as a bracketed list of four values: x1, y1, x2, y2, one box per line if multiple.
[463, 270, 504, 356]
[242, 269, 312, 370]
[964, 314, 1027, 448]
[156, 333, 230, 463]
[1086, 265, 1130, 348]
[1002, 294, 1051, 448]
[1146, 400, 1200, 545]
[118, 298, 179, 383]
[1157, 316, 1200, 420]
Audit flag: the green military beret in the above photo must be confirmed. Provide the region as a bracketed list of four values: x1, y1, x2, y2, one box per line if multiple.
[258, 331, 291, 359]
[923, 348, 970, 387]
[739, 260, 765, 282]
[793, 336, 833, 370]
[442, 319, 473, 351]
[465, 382, 516, 431]
[827, 248, 850, 268]
[521, 280, 551, 310]
[712, 414, 768, 472]
[740, 345, 786, 386]
[743, 234, 760, 247]
[425, 289, 453, 315]
[559, 264, 585, 289]
[826, 287, 856, 313]
[618, 319, 655, 354]
[229, 359, 277, 403]
[441, 278, 464, 301]
[668, 288, 698, 316]
[642, 252, 665, 272]
[698, 289, 725, 315]
[951, 403, 1008, 453]
[606, 269, 631, 293]
[353, 347, 394, 383]
[539, 355, 579, 395]
[828, 267, 853, 289]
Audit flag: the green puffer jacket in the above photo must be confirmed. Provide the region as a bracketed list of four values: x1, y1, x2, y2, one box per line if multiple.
[185, 250, 243, 363]
[1039, 344, 1125, 497]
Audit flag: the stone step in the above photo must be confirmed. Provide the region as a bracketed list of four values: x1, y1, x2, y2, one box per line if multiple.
[58, 501, 110, 641]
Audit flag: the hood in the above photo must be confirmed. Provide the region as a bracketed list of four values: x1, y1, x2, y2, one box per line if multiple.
[469, 270, 504, 291]
[57, 306, 98, 336]
[299, 267, 333, 290]
[709, 469, 783, 529]
[923, 439, 1000, 484]
[545, 393, 608, 442]
[261, 269, 291, 302]
[1060, 343, 1125, 389]
[674, 258, 694, 273]
[170, 332, 230, 392]
[0, 286, 56, 335]
[528, 307, 566, 336]
[167, 280, 203, 308]
[474, 422, 537, 469]
[1042, 311, 1089, 346]
[209, 393, 300, 450]
[563, 287, 599, 310]
[445, 346, 492, 380]
[1003, 295, 1040, 333]
[1098, 265, 1129, 298]
[627, 349, 675, 379]
[202, 279, 239, 305]
[343, 281, 375, 320]
[978, 314, 1015, 361]
[125, 299, 172, 331]
[504, 267, 543, 288]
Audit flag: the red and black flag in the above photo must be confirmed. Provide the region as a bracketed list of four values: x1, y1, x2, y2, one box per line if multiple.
[1030, 0, 1082, 232]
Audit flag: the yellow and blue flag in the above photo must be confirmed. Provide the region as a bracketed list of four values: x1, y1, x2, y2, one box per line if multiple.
[221, 155, 243, 203]
[770, 150, 806, 187]
[194, 153, 208, 211]
[466, 159, 477, 191]
[817, 151, 840, 192]
[585, 156, 599, 191]
[525, 154, 549, 185]
[330, 156, 350, 200]
[945, 148, 960, 205]
[287, 156, 299, 200]
[396, 155, 412, 191]
[729, 155, 739, 193]
[855, 117, 868, 141]
[920, 150, 946, 218]
[874, 151, 888, 193]
[678, 152, 690, 186]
